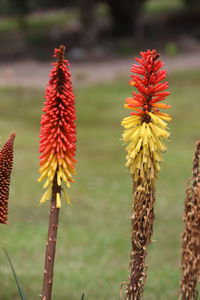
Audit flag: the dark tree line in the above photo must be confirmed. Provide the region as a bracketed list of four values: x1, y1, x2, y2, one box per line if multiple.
[105, 0, 147, 35]
[184, 0, 200, 7]
[0, 0, 148, 45]
[1, 0, 147, 32]
[79, 0, 148, 48]
[0, 0, 71, 15]
[1, 0, 200, 46]
[1, 0, 200, 20]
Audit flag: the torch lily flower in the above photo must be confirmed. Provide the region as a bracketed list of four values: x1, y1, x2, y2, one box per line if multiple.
[0, 133, 15, 224]
[121, 50, 171, 299]
[38, 45, 76, 207]
[121, 49, 171, 187]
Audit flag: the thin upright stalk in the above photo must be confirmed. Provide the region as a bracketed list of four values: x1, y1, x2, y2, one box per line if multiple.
[41, 175, 61, 300]
[126, 184, 155, 299]
[180, 141, 200, 300]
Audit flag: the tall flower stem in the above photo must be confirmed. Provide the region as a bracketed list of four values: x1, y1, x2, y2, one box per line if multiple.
[121, 50, 171, 299]
[180, 141, 200, 300]
[41, 175, 61, 300]
[38, 45, 76, 300]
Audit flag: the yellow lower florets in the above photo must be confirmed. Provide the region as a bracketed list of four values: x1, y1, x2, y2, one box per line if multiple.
[122, 112, 171, 187]
[38, 153, 74, 207]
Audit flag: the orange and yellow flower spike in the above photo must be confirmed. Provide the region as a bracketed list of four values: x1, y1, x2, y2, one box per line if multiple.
[38, 45, 76, 207]
[121, 50, 171, 299]
[122, 49, 171, 187]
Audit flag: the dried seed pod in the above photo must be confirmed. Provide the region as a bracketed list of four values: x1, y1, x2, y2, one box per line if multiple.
[0, 133, 16, 224]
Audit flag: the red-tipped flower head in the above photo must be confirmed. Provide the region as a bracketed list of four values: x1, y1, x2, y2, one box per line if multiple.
[122, 50, 171, 186]
[38, 45, 76, 207]
[125, 49, 170, 118]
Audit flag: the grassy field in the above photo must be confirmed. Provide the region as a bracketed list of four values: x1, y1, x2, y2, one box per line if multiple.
[0, 68, 199, 299]
[144, 0, 183, 15]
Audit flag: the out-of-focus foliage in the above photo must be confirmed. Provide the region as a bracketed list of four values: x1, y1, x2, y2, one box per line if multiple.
[165, 42, 178, 56]
[0, 0, 146, 32]
[0, 0, 76, 16]
[0, 0, 30, 16]
[183, 0, 200, 8]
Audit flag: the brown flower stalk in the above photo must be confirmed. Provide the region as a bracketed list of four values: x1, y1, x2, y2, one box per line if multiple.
[180, 141, 200, 300]
[125, 183, 155, 299]
[42, 176, 61, 300]
[0, 133, 16, 224]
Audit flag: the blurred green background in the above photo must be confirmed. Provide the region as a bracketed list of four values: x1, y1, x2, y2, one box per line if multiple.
[0, 70, 199, 299]
[0, 0, 200, 299]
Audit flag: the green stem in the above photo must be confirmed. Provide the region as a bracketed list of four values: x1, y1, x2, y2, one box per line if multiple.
[4, 248, 26, 300]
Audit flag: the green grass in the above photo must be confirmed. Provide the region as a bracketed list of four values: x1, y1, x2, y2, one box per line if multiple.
[0, 69, 200, 299]
[144, 0, 184, 15]
[0, 9, 78, 33]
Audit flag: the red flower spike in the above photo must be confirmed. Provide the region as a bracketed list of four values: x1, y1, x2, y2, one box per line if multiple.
[127, 49, 170, 116]
[0, 133, 16, 224]
[38, 45, 76, 207]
